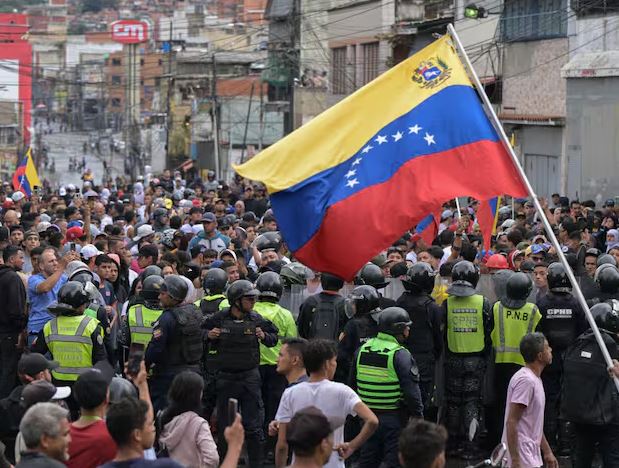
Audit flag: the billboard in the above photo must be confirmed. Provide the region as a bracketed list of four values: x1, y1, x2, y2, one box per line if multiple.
[111, 20, 149, 44]
[0, 41, 32, 145]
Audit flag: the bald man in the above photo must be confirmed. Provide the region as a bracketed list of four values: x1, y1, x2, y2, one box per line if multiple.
[3, 210, 19, 228]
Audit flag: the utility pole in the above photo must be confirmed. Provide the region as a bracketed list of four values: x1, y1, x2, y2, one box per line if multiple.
[211, 53, 220, 179]
[165, 21, 174, 169]
[240, 81, 255, 164]
[258, 82, 264, 151]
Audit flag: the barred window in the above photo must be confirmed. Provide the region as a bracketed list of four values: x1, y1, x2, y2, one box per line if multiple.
[501, 0, 567, 41]
[331, 46, 347, 95]
[361, 42, 379, 85]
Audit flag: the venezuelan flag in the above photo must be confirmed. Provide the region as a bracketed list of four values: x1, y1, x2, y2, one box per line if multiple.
[12, 148, 41, 197]
[414, 213, 439, 245]
[235, 35, 527, 279]
[477, 196, 502, 250]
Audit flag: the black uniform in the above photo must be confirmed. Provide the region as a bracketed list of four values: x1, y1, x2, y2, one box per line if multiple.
[396, 291, 443, 414]
[336, 314, 379, 383]
[297, 292, 346, 340]
[204, 308, 278, 468]
[537, 291, 587, 453]
[145, 303, 204, 413]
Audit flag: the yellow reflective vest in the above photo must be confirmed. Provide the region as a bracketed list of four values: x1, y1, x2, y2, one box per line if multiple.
[446, 294, 485, 354]
[43, 315, 100, 381]
[128, 304, 163, 346]
[491, 302, 541, 366]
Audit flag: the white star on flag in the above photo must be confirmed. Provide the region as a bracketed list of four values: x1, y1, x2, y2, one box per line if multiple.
[392, 131, 403, 142]
[361, 145, 373, 154]
[345, 169, 356, 178]
[424, 133, 436, 145]
[409, 124, 422, 134]
[346, 178, 359, 188]
[375, 135, 387, 145]
[352, 157, 362, 166]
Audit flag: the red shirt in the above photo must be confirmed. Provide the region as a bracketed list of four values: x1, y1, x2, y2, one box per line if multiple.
[67, 419, 117, 468]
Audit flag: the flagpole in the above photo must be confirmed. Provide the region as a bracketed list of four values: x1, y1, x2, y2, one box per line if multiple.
[455, 197, 462, 218]
[447, 23, 619, 391]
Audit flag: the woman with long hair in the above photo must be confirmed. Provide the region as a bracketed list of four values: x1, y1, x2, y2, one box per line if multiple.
[159, 371, 219, 468]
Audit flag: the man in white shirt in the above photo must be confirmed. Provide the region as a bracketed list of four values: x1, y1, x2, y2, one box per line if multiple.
[274, 339, 378, 468]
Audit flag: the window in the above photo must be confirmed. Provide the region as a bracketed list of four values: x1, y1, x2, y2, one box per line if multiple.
[331, 46, 347, 94]
[154, 77, 161, 86]
[112, 58, 121, 66]
[571, 0, 619, 15]
[349, 45, 357, 92]
[111, 75, 121, 85]
[140, 59, 145, 66]
[501, 0, 567, 41]
[361, 42, 379, 85]
[111, 98, 121, 108]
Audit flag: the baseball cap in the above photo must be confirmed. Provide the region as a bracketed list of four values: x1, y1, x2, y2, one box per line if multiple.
[201, 212, 217, 223]
[24, 230, 39, 240]
[35, 222, 51, 233]
[501, 219, 516, 229]
[441, 209, 454, 221]
[11, 191, 25, 202]
[18, 353, 59, 377]
[133, 224, 155, 242]
[73, 361, 114, 409]
[80, 244, 102, 260]
[21, 381, 71, 408]
[66, 226, 85, 241]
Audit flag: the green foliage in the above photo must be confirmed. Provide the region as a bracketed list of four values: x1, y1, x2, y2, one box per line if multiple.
[81, 0, 118, 13]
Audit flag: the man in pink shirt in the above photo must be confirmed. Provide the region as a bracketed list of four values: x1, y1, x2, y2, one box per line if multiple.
[502, 332, 558, 468]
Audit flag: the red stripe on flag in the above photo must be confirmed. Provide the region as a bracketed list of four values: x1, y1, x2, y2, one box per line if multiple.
[295, 140, 527, 279]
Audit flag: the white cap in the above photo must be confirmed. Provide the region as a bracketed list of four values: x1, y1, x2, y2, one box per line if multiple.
[133, 224, 155, 242]
[441, 209, 453, 220]
[11, 191, 25, 202]
[501, 219, 516, 229]
[80, 244, 103, 260]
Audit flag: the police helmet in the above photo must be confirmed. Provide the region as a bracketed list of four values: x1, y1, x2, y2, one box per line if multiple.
[503, 272, 533, 309]
[596, 265, 619, 294]
[203, 268, 228, 295]
[161, 275, 189, 302]
[256, 271, 284, 299]
[253, 231, 282, 252]
[280, 262, 311, 287]
[320, 272, 344, 292]
[227, 279, 260, 306]
[597, 253, 618, 268]
[142, 265, 163, 279]
[355, 263, 388, 289]
[345, 285, 380, 318]
[403, 262, 436, 294]
[57, 281, 90, 309]
[142, 276, 164, 302]
[591, 302, 619, 334]
[71, 271, 98, 288]
[447, 261, 480, 297]
[378, 307, 412, 336]
[547, 262, 571, 293]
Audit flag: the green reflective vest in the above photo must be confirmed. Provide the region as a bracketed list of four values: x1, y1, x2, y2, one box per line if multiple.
[194, 294, 226, 308]
[43, 315, 99, 381]
[446, 294, 485, 354]
[218, 298, 230, 310]
[491, 302, 541, 366]
[254, 301, 298, 366]
[355, 332, 404, 411]
[128, 304, 163, 346]
[84, 302, 98, 319]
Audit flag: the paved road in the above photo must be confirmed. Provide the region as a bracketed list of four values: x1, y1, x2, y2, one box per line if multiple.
[38, 130, 122, 189]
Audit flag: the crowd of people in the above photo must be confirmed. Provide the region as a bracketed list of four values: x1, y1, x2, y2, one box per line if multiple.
[0, 168, 618, 468]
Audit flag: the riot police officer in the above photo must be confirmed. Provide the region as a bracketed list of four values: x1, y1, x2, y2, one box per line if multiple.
[591, 264, 619, 305]
[488, 272, 542, 447]
[32, 281, 107, 384]
[204, 279, 279, 467]
[297, 272, 346, 341]
[350, 307, 423, 468]
[442, 260, 492, 457]
[396, 262, 443, 417]
[126, 275, 164, 347]
[195, 267, 228, 316]
[337, 285, 381, 381]
[355, 263, 396, 308]
[561, 302, 619, 467]
[145, 275, 203, 413]
[537, 262, 587, 455]
[253, 271, 297, 459]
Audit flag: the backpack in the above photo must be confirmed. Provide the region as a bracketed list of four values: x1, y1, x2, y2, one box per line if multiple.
[561, 331, 619, 425]
[309, 294, 342, 341]
[171, 306, 204, 363]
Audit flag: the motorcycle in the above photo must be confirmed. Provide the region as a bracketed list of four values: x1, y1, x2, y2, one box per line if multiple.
[467, 443, 507, 468]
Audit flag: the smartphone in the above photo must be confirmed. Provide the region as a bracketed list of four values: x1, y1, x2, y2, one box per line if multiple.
[228, 398, 238, 425]
[33, 185, 41, 196]
[127, 343, 145, 377]
[69, 242, 76, 251]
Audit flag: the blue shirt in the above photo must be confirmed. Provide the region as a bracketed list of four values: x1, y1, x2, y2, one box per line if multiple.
[27, 273, 68, 334]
